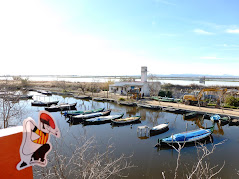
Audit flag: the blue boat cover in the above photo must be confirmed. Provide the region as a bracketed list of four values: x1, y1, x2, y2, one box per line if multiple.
[163, 129, 210, 142]
[210, 114, 221, 121]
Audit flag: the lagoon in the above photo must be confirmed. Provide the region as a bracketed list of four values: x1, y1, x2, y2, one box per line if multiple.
[18, 91, 239, 178]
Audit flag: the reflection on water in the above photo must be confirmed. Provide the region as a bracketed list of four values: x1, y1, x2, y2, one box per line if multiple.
[18, 91, 239, 178]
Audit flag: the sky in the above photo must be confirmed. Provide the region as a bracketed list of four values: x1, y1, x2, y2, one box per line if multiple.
[0, 0, 239, 76]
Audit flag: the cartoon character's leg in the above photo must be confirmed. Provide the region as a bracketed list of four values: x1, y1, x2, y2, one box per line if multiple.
[31, 143, 50, 162]
[17, 154, 32, 170]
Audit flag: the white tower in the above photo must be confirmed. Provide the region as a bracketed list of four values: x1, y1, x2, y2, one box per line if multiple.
[141, 66, 147, 82]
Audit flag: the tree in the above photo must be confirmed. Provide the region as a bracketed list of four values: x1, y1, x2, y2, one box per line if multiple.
[161, 139, 226, 179]
[77, 82, 87, 95]
[148, 74, 161, 96]
[0, 80, 26, 128]
[55, 80, 68, 93]
[34, 136, 135, 179]
[225, 96, 239, 107]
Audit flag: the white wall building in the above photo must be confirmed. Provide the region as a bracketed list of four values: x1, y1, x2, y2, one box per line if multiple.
[109, 66, 160, 97]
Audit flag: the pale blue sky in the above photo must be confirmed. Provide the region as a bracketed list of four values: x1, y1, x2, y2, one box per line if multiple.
[0, 0, 239, 76]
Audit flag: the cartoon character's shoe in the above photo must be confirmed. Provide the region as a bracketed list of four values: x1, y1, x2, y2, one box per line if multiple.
[20, 161, 27, 168]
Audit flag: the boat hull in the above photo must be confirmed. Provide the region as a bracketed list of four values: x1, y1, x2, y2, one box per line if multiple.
[155, 127, 214, 147]
[150, 123, 169, 136]
[70, 110, 111, 123]
[111, 116, 141, 125]
[45, 103, 77, 112]
[64, 108, 105, 117]
[83, 114, 124, 125]
[31, 101, 59, 107]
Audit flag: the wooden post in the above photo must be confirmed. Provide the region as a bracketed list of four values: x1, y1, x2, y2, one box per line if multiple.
[0, 126, 33, 178]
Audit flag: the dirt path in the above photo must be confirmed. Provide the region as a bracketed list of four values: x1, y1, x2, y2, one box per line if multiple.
[86, 91, 239, 117]
[144, 100, 239, 117]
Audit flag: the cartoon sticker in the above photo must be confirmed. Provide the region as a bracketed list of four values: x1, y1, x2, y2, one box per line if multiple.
[17, 111, 60, 170]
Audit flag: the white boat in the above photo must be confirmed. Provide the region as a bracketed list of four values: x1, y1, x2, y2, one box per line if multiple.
[71, 110, 111, 121]
[150, 122, 169, 136]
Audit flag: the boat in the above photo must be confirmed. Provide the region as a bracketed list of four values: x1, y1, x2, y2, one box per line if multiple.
[83, 114, 124, 125]
[162, 107, 181, 113]
[210, 114, 221, 122]
[184, 111, 199, 120]
[150, 122, 169, 136]
[70, 110, 111, 122]
[31, 100, 59, 107]
[93, 97, 106, 101]
[111, 116, 141, 125]
[155, 126, 214, 147]
[229, 119, 239, 126]
[137, 103, 162, 110]
[64, 108, 105, 117]
[73, 95, 92, 100]
[19, 95, 33, 100]
[38, 90, 52, 96]
[219, 116, 230, 125]
[151, 96, 176, 102]
[45, 103, 77, 112]
[118, 101, 137, 106]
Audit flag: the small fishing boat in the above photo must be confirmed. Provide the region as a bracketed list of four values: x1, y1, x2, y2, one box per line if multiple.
[161, 107, 185, 114]
[31, 100, 59, 107]
[111, 116, 141, 125]
[229, 119, 239, 126]
[150, 122, 169, 136]
[137, 103, 162, 110]
[184, 111, 199, 120]
[70, 110, 111, 122]
[219, 116, 230, 125]
[155, 126, 214, 147]
[118, 101, 137, 106]
[45, 103, 77, 112]
[210, 114, 221, 122]
[73, 95, 92, 100]
[64, 108, 105, 117]
[83, 114, 124, 125]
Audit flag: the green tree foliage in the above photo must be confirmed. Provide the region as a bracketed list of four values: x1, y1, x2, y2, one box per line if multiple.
[158, 90, 172, 98]
[225, 96, 239, 107]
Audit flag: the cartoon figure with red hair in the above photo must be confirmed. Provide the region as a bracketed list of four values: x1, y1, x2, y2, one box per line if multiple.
[17, 111, 60, 170]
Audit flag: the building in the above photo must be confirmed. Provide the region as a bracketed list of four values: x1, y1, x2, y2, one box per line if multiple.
[109, 66, 160, 97]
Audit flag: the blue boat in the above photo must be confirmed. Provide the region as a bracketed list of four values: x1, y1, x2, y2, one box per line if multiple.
[210, 114, 221, 122]
[155, 126, 214, 147]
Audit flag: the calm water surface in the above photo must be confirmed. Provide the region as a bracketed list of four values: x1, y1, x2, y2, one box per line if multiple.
[20, 91, 239, 178]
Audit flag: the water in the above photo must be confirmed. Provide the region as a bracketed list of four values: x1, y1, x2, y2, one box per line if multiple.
[17, 92, 239, 178]
[1, 76, 239, 86]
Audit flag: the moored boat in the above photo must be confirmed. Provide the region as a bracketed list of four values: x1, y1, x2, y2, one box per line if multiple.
[31, 100, 59, 107]
[64, 108, 105, 117]
[219, 116, 230, 125]
[70, 110, 111, 122]
[118, 101, 137, 106]
[150, 122, 169, 136]
[83, 114, 124, 125]
[184, 111, 199, 120]
[229, 119, 239, 126]
[111, 116, 141, 125]
[155, 126, 214, 147]
[45, 102, 77, 112]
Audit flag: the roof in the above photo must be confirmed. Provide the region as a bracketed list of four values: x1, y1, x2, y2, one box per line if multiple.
[109, 82, 145, 87]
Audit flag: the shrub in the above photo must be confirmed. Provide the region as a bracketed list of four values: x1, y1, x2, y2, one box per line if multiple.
[225, 96, 239, 107]
[118, 97, 126, 101]
[158, 90, 172, 98]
